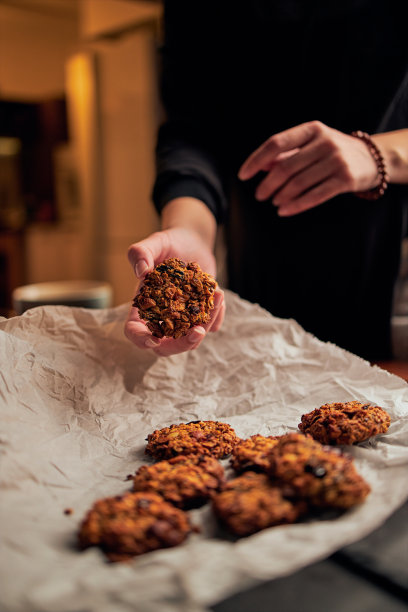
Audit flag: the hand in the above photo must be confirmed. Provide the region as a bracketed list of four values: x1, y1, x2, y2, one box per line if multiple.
[238, 121, 379, 216]
[125, 227, 225, 356]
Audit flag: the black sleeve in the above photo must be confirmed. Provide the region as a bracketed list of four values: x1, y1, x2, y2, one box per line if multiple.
[152, 1, 228, 223]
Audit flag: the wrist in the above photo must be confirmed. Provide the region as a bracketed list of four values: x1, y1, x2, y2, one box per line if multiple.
[161, 197, 217, 249]
[351, 131, 389, 200]
[371, 131, 408, 185]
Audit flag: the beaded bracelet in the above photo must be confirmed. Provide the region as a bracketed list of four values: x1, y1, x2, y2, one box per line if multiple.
[351, 130, 389, 200]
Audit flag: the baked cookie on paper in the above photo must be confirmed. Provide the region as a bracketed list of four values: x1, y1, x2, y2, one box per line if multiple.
[145, 420, 239, 460]
[298, 401, 391, 445]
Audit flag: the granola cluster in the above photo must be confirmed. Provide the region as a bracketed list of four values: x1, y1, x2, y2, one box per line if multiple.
[133, 258, 217, 339]
[298, 401, 391, 445]
[145, 420, 239, 460]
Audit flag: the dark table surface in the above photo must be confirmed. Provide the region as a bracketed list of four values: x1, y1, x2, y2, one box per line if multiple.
[212, 361, 408, 612]
[212, 501, 408, 612]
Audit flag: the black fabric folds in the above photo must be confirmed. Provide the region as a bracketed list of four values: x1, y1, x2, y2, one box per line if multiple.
[152, 0, 408, 360]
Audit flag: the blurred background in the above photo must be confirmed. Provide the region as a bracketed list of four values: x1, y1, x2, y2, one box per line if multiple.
[0, 0, 407, 361]
[0, 0, 162, 315]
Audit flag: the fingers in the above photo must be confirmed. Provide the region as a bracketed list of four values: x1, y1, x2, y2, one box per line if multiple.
[124, 290, 226, 357]
[238, 121, 375, 215]
[124, 306, 162, 350]
[239, 121, 322, 180]
[206, 288, 225, 333]
[272, 155, 339, 206]
[127, 231, 170, 279]
[276, 176, 344, 216]
[254, 140, 328, 201]
[208, 297, 226, 332]
[152, 326, 206, 357]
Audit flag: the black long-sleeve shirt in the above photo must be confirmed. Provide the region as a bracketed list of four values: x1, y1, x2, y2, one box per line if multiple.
[153, 0, 408, 361]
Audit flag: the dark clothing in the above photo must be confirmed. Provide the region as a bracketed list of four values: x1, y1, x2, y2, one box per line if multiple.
[153, 1, 408, 361]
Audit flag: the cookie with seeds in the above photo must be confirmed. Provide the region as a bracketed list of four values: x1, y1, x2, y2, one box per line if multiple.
[230, 434, 281, 473]
[267, 433, 371, 509]
[132, 453, 226, 508]
[212, 471, 303, 536]
[145, 420, 239, 460]
[78, 491, 193, 562]
[133, 257, 217, 339]
[298, 401, 391, 445]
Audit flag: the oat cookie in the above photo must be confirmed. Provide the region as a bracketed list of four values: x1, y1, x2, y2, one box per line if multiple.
[133, 257, 217, 339]
[132, 454, 226, 508]
[212, 471, 303, 536]
[145, 420, 239, 460]
[78, 491, 192, 562]
[267, 433, 371, 509]
[230, 434, 281, 473]
[298, 401, 391, 445]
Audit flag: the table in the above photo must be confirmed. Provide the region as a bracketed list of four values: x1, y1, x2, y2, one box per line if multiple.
[374, 361, 408, 383]
[212, 501, 407, 612]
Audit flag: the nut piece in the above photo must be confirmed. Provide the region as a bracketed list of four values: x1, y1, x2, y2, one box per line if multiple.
[298, 401, 391, 445]
[78, 492, 193, 562]
[145, 420, 239, 460]
[267, 433, 371, 509]
[133, 257, 217, 339]
[132, 454, 226, 508]
[212, 471, 304, 536]
[230, 434, 281, 473]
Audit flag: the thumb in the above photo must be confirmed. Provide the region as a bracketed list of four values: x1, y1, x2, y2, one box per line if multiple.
[127, 231, 170, 279]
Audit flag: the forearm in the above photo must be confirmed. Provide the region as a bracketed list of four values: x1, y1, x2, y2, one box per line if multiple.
[372, 129, 408, 184]
[161, 197, 218, 250]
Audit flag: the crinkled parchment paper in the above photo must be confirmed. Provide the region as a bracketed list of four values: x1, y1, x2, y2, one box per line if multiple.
[1, 291, 407, 612]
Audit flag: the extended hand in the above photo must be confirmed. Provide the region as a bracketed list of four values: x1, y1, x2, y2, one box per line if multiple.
[238, 121, 379, 216]
[125, 227, 225, 356]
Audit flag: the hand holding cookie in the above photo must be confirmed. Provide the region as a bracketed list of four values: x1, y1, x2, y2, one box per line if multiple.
[125, 228, 225, 356]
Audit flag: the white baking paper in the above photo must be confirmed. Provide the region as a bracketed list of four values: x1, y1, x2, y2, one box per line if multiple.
[0, 290, 407, 612]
